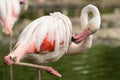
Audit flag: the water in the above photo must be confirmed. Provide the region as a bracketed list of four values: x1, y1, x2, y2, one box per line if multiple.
[0, 44, 120, 80]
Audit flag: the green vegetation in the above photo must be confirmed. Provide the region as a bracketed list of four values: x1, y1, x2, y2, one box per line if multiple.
[0, 43, 120, 80]
[19, 7, 115, 21]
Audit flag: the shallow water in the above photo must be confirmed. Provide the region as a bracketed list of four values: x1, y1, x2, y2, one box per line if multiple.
[0, 44, 120, 80]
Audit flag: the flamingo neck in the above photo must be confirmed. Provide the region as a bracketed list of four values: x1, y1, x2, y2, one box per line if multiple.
[80, 10, 88, 29]
[71, 5, 100, 48]
[10, 43, 36, 63]
[80, 5, 101, 34]
[80, 5, 100, 26]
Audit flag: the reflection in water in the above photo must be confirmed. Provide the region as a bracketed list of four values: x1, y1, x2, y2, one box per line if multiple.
[0, 44, 120, 80]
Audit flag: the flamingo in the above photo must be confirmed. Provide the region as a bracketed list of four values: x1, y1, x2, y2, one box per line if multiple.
[0, 1, 28, 80]
[4, 4, 101, 78]
[0, 0, 21, 34]
[0, 0, 28, 46]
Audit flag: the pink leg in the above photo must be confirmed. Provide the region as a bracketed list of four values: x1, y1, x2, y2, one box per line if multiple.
[14, 62, 62, 77]
[43, 66, 62, 77]
[9, 34, 13, 80]
[37, 69, 41, 80]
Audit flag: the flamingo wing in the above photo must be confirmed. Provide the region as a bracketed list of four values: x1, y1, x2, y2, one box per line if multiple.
[18, 12, 72, 54]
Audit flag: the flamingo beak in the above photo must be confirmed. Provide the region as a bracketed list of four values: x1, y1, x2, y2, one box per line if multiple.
[71, 28, 90, 42]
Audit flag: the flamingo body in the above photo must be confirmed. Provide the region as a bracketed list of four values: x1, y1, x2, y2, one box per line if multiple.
[4, 12, 72, 64]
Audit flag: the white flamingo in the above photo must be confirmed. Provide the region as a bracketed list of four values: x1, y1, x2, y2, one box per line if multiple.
[4, 4, 101, 77]
[0, 0, 19, 34]
[0, 1, 28, 80]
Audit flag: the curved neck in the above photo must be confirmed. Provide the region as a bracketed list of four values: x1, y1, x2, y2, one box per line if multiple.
[80, 5, 101, 29]
[68, 5, 101, 54]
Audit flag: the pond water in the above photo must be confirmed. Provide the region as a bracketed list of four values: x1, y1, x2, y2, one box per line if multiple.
[0, 44, 120, 80]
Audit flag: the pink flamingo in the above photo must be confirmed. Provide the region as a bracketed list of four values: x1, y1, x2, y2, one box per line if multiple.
[4, 4, 101, 78]
[0, 0, 28, 80]
[0, 0, 23, 34]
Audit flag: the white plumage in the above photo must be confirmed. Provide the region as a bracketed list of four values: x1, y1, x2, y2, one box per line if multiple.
[18, 12, 72, 63]
[0, 0, 21, 34]
[5, 12, 72, 64]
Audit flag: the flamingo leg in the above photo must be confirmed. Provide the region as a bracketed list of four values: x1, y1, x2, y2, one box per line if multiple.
[14, 62, 62, 77]
[10, 65, 13, 80]
[37, 69, 41, 80]
[9, 34, 13, 80]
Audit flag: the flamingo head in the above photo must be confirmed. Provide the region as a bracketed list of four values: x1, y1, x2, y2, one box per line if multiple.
[71, 4, 101, 43]
[4, 55, 16, 65]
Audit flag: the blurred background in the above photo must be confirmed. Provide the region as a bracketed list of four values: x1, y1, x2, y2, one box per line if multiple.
[0, 0, 120, 80]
